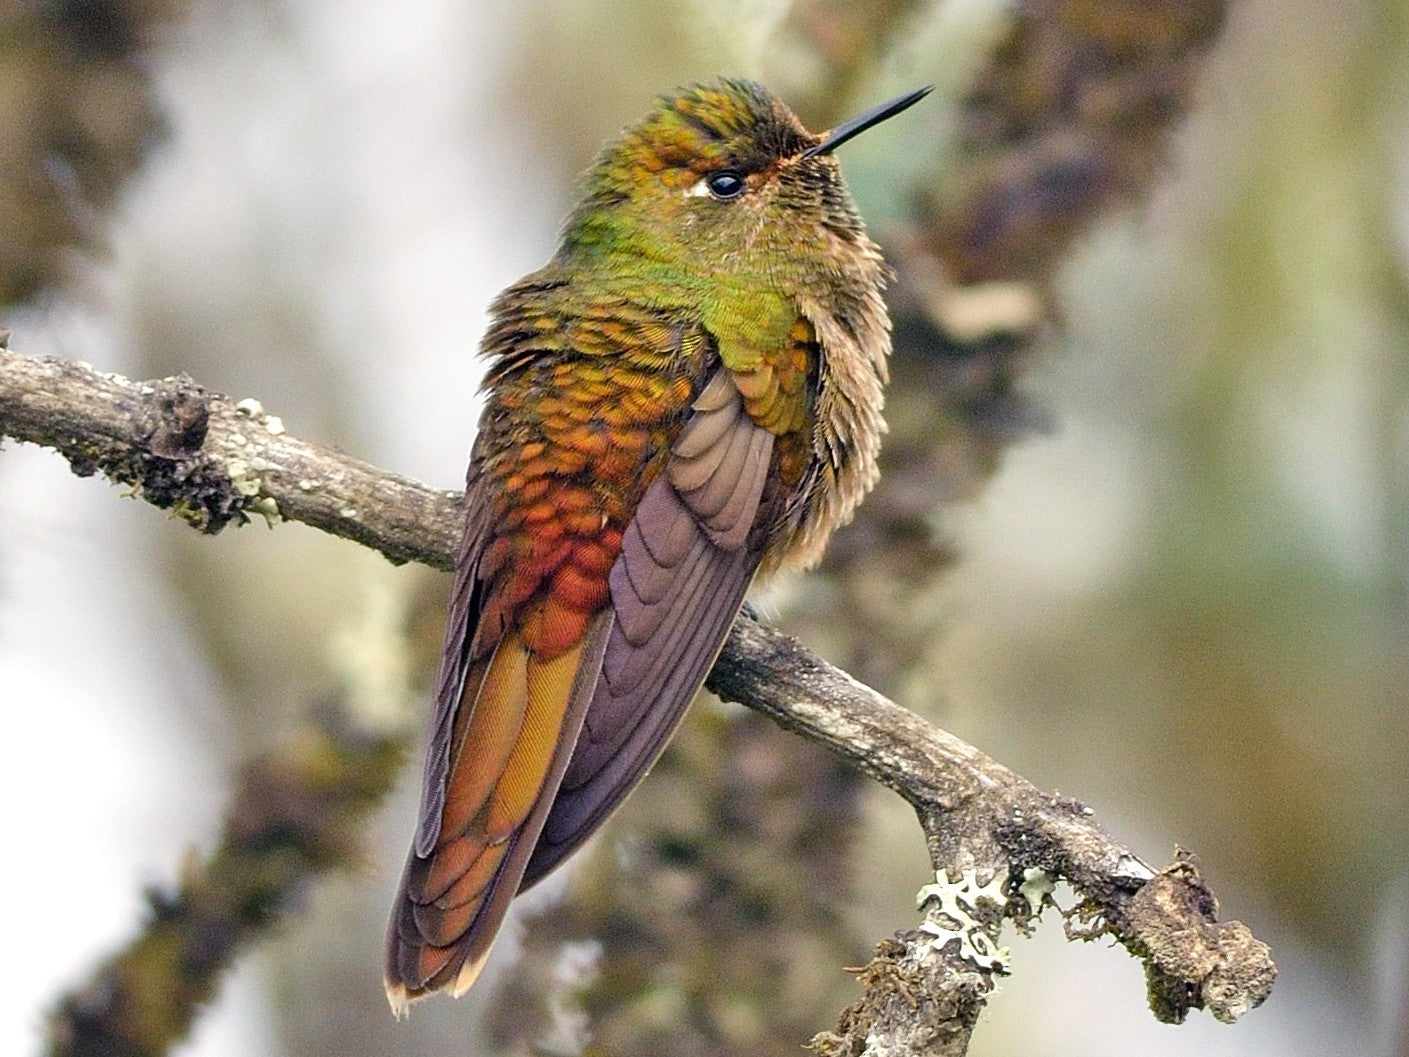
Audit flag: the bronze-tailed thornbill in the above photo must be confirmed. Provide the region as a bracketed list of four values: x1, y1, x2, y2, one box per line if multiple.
[385, 77, 930, 1011]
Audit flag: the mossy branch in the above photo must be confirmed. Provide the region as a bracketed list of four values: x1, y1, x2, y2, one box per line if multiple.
[0, 343, 1274, 1054]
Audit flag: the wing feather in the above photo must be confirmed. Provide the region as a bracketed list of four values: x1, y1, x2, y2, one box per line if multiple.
[390, 359, 801, 1004]
[669, 401, 743, 491]
[670, 391, 736, 457]
[690, 427, 772, 547]
[673, 412, 754, 513]
[523, 541, 755, 884]
[619, 513, 687, 605]
[386, 613, 612, 1009]
[415, 472, 494, 858]
[516, 368, 777, 893]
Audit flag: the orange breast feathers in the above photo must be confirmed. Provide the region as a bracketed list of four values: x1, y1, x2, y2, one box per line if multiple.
[471, 351, 698, 660]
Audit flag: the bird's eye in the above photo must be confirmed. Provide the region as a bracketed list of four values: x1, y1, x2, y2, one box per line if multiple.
[704, 170, 746, 200]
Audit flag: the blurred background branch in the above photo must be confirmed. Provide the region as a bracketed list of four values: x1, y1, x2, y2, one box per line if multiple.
[46, 703, 407, 1057]
[0, 0, 186, 304]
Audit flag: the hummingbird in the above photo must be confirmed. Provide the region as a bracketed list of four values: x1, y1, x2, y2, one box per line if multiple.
[385, 77, 930, 1012]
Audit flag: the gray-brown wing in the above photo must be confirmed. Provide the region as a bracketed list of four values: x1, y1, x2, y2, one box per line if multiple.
[415, 470, 493, 858]
[518, 369, 776, 890]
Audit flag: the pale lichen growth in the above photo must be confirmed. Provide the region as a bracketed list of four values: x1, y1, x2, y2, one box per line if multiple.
[225, 458, 262, 498]
[916, 869, 1011, 973]
[234, 396, 284, 435]
[217, 406, 289, 515]
[1018, 867, 1055, 914]
[249, 495, 281, 525]
[1114, 853, 1157, 883]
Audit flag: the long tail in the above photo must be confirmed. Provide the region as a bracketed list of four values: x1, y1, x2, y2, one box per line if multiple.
[384, 614, 611, 1013]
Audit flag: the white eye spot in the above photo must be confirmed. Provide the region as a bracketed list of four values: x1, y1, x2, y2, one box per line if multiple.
[685, 178, 713, 198]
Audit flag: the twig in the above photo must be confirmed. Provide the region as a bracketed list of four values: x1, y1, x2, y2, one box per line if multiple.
[712, 620, 1275, 1050]
[0, 347, 461, 568]
[1, 346, 1275, 1053]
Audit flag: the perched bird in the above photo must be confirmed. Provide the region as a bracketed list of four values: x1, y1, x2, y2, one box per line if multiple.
[385, 77, 929, 1012]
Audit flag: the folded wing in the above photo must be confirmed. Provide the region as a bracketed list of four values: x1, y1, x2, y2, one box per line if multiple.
[521, 369, 775, 888]
[386, 367, 782, 1008]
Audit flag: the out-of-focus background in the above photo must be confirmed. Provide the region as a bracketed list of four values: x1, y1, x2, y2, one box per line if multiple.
[1, 1, 1406, 1055]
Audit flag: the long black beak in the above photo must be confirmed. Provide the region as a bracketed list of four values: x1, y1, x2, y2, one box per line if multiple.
[800, 85, 933, 159]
